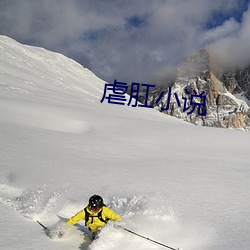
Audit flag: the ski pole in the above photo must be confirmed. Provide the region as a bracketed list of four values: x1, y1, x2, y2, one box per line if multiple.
[122, 227, 180, 250]
[37, 220, 48, 231]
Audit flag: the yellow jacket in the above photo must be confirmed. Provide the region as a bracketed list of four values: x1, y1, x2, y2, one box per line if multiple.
[67, 206, 121, 233]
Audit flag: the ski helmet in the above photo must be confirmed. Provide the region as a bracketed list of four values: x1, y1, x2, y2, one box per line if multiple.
[89, 195, 104, 210]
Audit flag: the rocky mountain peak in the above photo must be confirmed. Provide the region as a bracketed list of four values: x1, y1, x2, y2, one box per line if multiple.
[177, 48, 210, 78]
[137, 49, 250, 130]
[217, 66, 250, 101]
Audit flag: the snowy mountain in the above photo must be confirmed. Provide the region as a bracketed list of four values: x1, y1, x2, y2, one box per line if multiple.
[217, 65, 250, 103]
[138, 49, 250, 130]
[0, 36, 250, 250]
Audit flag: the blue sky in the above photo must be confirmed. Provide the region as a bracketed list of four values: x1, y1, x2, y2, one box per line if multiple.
[206, 0, 249, 28]
[0, 0, 249, 84]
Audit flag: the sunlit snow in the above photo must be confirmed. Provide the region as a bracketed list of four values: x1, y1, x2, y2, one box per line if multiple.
[0, 36, 249, 250]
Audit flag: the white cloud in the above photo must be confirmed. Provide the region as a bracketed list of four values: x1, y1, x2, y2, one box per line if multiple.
[0, 0, 249, 84]
[209, 5, 250, 69]
[200, 18, 240, 45]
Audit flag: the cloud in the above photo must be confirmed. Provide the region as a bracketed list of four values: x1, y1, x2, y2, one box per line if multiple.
[200, 18, 240, 45]
[209, 4, 250, 69]
[0, 0, 249, 84]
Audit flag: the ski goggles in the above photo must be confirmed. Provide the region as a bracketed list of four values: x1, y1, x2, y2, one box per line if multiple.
[89, 205, 101, 212]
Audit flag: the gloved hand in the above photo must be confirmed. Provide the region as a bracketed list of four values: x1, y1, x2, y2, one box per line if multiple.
[56, 230, 64, 238]
[113, 223, 123, 229]
[55, 222, 71, 238]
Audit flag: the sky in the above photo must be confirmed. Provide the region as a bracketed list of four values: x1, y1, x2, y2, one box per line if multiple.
[0, 0, 249, 85]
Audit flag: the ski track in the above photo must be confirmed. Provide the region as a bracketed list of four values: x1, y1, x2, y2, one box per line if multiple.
[0, 180, 212, 250]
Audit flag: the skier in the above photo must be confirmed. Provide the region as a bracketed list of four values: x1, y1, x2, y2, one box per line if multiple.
[66, 194, 121, 239]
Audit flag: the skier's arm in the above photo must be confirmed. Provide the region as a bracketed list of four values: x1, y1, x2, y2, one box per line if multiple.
[67, 209, 85, 225]
[104, 207, 122, 222]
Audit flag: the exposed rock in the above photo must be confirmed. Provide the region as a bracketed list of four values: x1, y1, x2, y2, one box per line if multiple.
[137, 49, 250, 130]
[217, 66, 250, 100]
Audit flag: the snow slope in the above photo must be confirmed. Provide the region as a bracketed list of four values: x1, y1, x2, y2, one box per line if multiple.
[0, 36, 250, 250]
